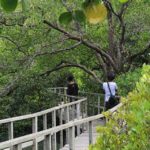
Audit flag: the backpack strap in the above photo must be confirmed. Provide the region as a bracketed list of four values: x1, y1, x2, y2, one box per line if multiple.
[107, 82, 113, 96]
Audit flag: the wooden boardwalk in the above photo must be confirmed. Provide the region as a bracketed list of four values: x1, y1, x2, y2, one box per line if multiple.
[60, 119, 104, 150]
[0, 88, 122, 150]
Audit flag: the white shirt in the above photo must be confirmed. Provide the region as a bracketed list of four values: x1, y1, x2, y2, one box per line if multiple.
[103, 82, 118, 102]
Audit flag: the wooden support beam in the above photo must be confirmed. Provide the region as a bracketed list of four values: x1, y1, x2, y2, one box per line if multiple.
[45, 134, 52, 150]
[98, 95, 100, 114]
[43, 114, 47, 150]
[60, 108, 63, 148]
[8, 122, 14, 140]
[52, 111, 56, 150]
[13, 144, 22, 150]
[32, 139, 38, 150]
[32, 117, 38, 133]
[65, 106, 69, 144]
[76, 103, 81, 136]
[89, 121, 93, 145]
[69, 126, 75, 150]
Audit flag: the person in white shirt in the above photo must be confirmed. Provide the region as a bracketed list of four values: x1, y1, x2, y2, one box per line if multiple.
[102, 72, 118, 110]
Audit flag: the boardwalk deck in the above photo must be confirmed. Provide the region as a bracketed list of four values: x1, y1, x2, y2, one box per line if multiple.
[60, 119, 104, 150]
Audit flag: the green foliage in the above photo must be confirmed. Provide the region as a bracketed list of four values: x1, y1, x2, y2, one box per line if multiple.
[119, 0, 128, 3]
[116, 68, 142, 96]
[59, 12, 73, 25]
[74, 10, 86, 23]
[59, 10, 86, 25]
[90, 65, 150, 150]
[0, 0, 18, 12]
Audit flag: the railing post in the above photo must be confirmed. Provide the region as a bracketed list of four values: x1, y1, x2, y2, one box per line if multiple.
[32, 117, 38, 133]
[65, 106, 69, 144]
[43, 114, 47, 150]
[8, 122, 14, 150]
[52, 110, 56, 150]
[45, 134, 52, 150]
[98, 95, 100, 114]
[32, 117, 38, 150]
[69, 126, 75, 150]
[89, 121, 93, 145]
[8, 122, 14, 140]
[60, 108, 63, 148]
[32, 139, 38, 150]
[64, 88, 67, 102]
[43, 114, 47, 130]
[13, 144, 22, 150]
[77, 103, 81, 136]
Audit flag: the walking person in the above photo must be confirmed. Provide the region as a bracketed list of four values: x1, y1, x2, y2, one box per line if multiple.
[102, 72, 120, 111]
[67, 75, 79, 102]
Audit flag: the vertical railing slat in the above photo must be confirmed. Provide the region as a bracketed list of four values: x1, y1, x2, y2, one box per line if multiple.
[13, 144, 22, 150]
[60, 108, 63, 148]
[8, 122, 14, 140]
[45, 134, 52, 150]
[32, 117, 38, 150]
[98, 95, 100, 114]
[52, 110, 56, 150]
[65, 106, 69, 144]
[43, 114, 47, 150]
[76, 103, 81, 136]
[69, 126, 75, 150]
[89, 121, 93, 145]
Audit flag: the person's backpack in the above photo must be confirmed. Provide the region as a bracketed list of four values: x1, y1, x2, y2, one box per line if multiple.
[107, 82, 119, 107]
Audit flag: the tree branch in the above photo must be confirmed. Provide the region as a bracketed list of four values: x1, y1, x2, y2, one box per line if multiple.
[40, 60, 102, 83]
[43, 20, 118, 72]
[129, 42, 150, 61]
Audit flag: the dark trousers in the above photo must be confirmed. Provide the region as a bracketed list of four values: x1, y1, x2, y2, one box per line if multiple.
[105, 101, 114, 111]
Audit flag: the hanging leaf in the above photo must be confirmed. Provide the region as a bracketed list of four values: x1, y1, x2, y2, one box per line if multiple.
[119, 0, 128, 3]
[74, 10, 86, 23]
[82, 0, 100, 9]
[84, 3, 107, 24]
[59, 12, 73, 25]
[22, 0, 28, 11]
[0, 0, 18, 12]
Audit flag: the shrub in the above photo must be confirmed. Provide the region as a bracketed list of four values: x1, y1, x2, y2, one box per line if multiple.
[90, 65, 150, 150]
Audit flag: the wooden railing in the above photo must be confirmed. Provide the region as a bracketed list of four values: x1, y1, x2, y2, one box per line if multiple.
[0, 103, 122, 150]
[50, 87, 105, 115]
[0, 88, 87, 149]
[0, 87, 112, 150]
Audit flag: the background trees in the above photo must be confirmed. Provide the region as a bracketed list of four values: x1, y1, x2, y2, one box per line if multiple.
[0, 0, 149, 118]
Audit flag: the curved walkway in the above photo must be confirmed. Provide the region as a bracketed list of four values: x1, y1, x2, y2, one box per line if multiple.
[0, 87, 122, 150]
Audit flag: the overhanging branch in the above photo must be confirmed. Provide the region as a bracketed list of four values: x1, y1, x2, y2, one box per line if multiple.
[40, 60, 102, 83]
[43, 20, 118, 72]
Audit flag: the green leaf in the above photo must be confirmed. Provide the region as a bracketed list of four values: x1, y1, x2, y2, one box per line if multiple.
[0, 0, 18, 12]
[82, 0, 101, 9]
[22, 0, 28, 11]
[59, 12, 73, 25]
[93, 0, 101, 5]
[74, 10, 86, 23]
[119, 0, 128, 3]
[82, 1, 89, 9]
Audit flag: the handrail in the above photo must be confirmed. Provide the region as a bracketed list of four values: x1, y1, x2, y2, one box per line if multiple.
[0, 103, 122, 149]
[0, 97, 86, 124]
[50, 87, 104, 96]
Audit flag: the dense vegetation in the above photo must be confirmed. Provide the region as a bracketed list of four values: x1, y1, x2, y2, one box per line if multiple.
[90, 65, 150, 150]
[0, 0, 149, 148]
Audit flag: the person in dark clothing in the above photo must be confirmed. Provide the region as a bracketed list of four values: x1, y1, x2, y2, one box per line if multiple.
[67, 75, 79, 102]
